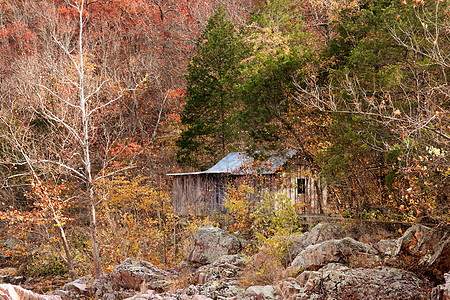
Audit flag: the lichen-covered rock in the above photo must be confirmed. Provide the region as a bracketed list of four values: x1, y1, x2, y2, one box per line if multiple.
[286, 223, 347, 263]
[296, 264, 430, 299]
[123, 290, 179, 300]
[0, 284, 62, 300]
[175, 255, 244, 299]
[185, 226, 243, 266]
[288, 237, 380, 275]
[184, 280, 244, 299]
[283, 232, 309, 264]
[394, 224, 450, 282]
[238, 285, 276, 300]
[432, 273, 450, 300]
[94, 259, 171, 300]
[274, 278, 304, 299]
[109, 259, 170, 291]
[191, 254, 245, 285]
[303, 223, 347, 247]
[394, 224, 433, 257]
[191, 295, 213, 300]
[375, 239, 397, 256]
[54, 276, 94, 299]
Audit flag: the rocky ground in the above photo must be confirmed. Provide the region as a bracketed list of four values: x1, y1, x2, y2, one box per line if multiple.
[0, 223, 449, 299]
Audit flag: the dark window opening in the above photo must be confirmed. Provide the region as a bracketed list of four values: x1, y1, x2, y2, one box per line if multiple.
[297, 178, 307, 194]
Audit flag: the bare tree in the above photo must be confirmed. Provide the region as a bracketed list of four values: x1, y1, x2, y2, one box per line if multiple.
[0, 0, 141, 277]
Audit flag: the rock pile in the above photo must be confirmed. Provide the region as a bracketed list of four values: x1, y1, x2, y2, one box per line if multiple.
[1, 223, 448, 299]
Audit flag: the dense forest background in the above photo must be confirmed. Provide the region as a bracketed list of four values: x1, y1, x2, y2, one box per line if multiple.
[0, 0, 448, 280]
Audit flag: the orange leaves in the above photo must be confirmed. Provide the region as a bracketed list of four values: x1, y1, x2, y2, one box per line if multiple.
[404, 230, 423, 252]
[2, 177, 73, 239]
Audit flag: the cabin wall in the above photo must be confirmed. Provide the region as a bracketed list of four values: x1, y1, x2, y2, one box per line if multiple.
[280, 163, 328, 214]
[171, 162, 329, 216]
[172, 174, 226, 215]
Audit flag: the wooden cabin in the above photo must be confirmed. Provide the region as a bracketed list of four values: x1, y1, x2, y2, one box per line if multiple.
[167, 150, 328, 216]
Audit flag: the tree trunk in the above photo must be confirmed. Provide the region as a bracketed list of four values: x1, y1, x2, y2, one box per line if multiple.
[88, 183, 102, 278]
[58, 224, 77, 278]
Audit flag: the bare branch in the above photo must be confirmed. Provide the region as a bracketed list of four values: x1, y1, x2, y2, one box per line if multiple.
[87, 92, 127, 117]
[35, 84, 81, 110]
[85, 79, 109, 103]
[93, 165, 137, 183]
[34, 159, 85, 180]
[35, 93, 83, 144]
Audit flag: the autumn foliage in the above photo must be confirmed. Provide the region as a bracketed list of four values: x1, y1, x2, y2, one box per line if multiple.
[0, 0, 449, 282]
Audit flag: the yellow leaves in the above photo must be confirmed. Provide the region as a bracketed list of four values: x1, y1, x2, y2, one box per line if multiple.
[86, 61, 97, 73]
[241, 24, 291, 68]
[326, 0, 361, 22]
[99, 176, 165, 212]
[97, 175, 178, 269]
[223, 183, 256, 236]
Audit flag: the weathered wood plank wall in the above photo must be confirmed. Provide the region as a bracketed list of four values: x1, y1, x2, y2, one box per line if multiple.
[171, 157, 329, 216]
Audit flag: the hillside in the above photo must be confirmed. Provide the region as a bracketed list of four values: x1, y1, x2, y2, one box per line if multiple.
[0, 0, 448, 296]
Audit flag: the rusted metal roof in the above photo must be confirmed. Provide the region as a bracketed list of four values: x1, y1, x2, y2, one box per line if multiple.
[167, 149, 297, 176]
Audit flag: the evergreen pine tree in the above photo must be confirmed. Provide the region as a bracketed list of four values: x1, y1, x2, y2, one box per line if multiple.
[176, 7, 245, 170]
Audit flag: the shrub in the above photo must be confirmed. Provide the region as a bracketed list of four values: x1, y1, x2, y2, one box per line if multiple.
[241, 250, 285, 286]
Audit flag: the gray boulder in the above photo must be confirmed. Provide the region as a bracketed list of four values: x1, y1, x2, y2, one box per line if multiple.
[296, 264, 430, 299]
[191, 254, 246, 285]
[238, 285, 276, 300]
[394, 224, 433, 257]
[394, 224, 450, 281]
[234, 263, 429, 299]
[185, 226, 243, 266]
[181, 254, 246, 299]
[303, 223, 347, 247]
[288, 237, 380, 275]
[191, 295, 213, 300]
[286, 223, 347, 264]
[183, 280, 244, 299]
[108, 259, 170, 291]
[124, 290, 179, 300]
[432, 273, 450, 300]
[273, 278, 304, 299]
[375, 239, 397, 256]
[94, 259, 171, 300]
[0, 284, 62, 300]
[54, 275, 94, 299]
